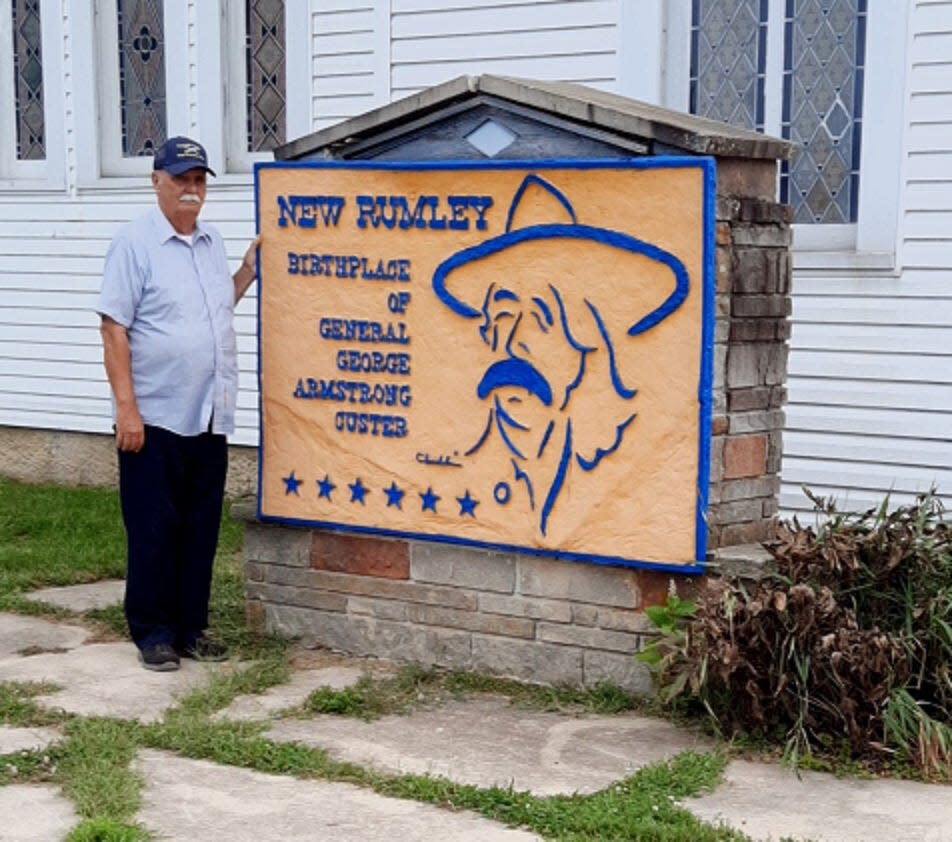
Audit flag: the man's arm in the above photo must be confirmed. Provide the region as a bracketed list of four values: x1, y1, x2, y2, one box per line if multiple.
[100, 316, 145, 452]
[233, 234, 262, 303]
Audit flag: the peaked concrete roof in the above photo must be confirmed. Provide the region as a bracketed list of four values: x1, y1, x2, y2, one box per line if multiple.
[275, 75, 792, 162]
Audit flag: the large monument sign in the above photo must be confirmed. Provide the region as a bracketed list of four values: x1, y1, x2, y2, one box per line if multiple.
[255, 159, 714, 570]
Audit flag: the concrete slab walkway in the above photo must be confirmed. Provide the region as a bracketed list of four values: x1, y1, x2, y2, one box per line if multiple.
[266, 695, 713, 796]
[0, 784, 77, 841]
[135, 749, 542, 842]
[0, 636, 229, 723]
[687, 759, 952, 842]
[0, 614, 88, 660]
[23, 580, 125, 613]
[0, 725, 60, 755]
[2, 583, 952, 842]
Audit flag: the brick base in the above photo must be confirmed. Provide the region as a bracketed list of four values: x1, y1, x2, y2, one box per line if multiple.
[239, 508, 664, 693]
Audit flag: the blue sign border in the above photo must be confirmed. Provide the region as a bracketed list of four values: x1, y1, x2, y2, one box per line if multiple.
[253, 156, 716, 574]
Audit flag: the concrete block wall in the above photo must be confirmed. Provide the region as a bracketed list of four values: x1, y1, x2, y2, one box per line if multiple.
[239, 508, 664, 693]
[0, 426, 258, 497]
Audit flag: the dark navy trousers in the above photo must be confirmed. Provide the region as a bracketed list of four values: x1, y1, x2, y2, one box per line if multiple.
[118, 424, 227, 651]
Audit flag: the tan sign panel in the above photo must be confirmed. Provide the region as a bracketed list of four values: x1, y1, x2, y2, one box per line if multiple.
[255, 160, 714, 570]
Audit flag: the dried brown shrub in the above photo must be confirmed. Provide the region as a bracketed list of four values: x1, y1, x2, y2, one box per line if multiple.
[672, 577, 908, 759]
[645, 491, 951, 773]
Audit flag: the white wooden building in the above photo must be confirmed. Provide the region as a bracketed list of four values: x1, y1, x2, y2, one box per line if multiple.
[0, 0, 948, 517]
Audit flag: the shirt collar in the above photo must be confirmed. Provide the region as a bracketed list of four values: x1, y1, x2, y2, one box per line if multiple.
[151, 205, 211, 244]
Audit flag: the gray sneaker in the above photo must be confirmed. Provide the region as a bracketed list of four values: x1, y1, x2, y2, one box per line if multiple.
[139, 643, 181, 672]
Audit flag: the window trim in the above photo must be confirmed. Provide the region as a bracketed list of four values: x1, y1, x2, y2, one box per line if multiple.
[222, 0, 310, 174]
[95, 0, 173, 177]
[0, 0, 64, 185]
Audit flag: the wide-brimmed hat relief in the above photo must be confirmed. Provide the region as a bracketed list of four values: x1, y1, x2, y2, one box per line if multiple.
[432, 173, 689, 337]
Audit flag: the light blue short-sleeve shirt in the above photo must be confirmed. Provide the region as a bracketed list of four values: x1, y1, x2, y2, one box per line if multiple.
[97, 207, 238, 436]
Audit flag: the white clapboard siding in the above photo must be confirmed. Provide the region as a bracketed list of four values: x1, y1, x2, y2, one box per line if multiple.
[787, 349, 952, 384]
[0, 186, 261, 449]
[393, 54, 615, 93]
[787, 377, 952, 413]
[782, 458, 949, 502]
[312, 3, 378, 128]
[780, 1, 952, 517]
[791, 322, 951, 355]
[784, 431, 951, 469]
[391, 0, 616, 37]
[390, 0, 619, 97]
[785, 403, 950, 442]
[0, 339, 258, 374]
[907, 92, 952, 124]
[779, 486, 928, 517]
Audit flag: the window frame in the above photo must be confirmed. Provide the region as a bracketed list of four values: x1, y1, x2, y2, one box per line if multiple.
[94, 0, 176, 177]
[0, 0, 64, 186]
[661, 0, 907, 263]
[221, 0, 310, 174]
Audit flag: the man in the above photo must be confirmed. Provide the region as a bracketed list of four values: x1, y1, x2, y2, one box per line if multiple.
[432, 174, 689, 536]
[97, 136, 260, 671]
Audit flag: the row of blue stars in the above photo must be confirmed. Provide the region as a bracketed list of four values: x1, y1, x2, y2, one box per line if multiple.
[282, 471, 479, 517]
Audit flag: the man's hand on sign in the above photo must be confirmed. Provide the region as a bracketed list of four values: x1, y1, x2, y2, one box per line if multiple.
[235, 234, 262, 302]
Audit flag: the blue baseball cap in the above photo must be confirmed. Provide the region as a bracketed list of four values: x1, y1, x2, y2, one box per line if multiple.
[153, 136, 216, 176]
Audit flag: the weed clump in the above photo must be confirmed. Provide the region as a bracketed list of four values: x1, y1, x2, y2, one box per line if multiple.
[641, 490, 952, 777]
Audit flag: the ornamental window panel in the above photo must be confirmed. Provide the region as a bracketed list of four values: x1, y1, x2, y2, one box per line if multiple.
[11, 0, 44, 160]
[780, 0, 866, 224]
[690, 0, 867, 226]
[690, 0, 768, 131]
[246, 0, 286, 152]
[117, 0, 166, 157]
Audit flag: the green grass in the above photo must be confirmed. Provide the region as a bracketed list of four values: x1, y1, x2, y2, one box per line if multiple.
[302, 664, 641, 721]
[66, 817, 150, 842]
[0, 681, 66, 727]
[0, 479, 770, 841]
[0, 478, 127, 608]
[57, 718, 144, 820]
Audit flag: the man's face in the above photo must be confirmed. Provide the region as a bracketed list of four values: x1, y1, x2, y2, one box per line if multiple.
[152, 168, 207, 232]
[477, 282, 586, 425]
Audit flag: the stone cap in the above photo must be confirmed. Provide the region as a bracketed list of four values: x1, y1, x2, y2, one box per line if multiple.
[706, 543, 776, 580]
[275, 75, 793, 163]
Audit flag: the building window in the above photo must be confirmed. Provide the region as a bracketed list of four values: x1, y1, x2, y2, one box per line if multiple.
[690, 0, 867, 226]
[246, 0, 286, 152]
[690, 0, 767, 132]
[11, 0, 44, 160]
[780, 0, 866, 224]
[117, 0, 166, 157]
[224, 0, 287, 170]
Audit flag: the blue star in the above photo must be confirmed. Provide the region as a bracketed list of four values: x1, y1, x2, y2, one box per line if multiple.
[349, 477, 368, 504]
[282, 471, 302, 495]
[457, 490, 479, 517]
[384, 481, 405, 509]
[420, 487, 440, 513]
[317, 475, 335, 501]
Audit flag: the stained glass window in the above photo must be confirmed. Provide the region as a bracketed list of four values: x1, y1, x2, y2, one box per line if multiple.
[246, 0, 286, 152]
[117, 0, 166, 157]
[780, 0, 866, 223]
[690, 0, 767, 131]
[11, 0, 45, 160]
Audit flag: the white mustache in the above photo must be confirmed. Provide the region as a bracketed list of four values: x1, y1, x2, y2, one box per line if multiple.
[181, 194, 202, 204]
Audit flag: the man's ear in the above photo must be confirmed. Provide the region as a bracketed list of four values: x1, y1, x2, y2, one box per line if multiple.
[151, 171, 160, 189]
